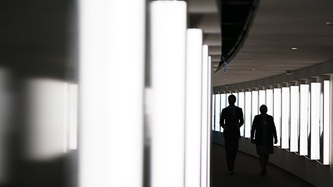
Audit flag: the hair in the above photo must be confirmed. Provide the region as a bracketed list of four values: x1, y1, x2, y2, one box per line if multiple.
[260, 105, 268, 114]
[228, 94, 236, 100]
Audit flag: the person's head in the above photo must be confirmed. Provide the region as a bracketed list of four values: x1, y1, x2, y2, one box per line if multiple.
[228, 94, 236, 106]
[259, 105, 268, 114]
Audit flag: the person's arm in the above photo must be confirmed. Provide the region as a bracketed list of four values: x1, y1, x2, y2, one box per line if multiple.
[220, 109, 227, 130]
[238, 108, 244, 128]
[272, 117, 278, 144]
[250, 116, 257, 143]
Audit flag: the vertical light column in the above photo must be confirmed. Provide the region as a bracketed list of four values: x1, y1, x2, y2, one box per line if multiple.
[273, 88, 281, 146]
[185, 29, 202, 187]
[67, 83, 78, 150]
[281, 87, 290, 149]
[201, 45, 209, 187]
[24, 79, 68, 160]
[259, 89, 266, 106]
[79, 0, 145, 186]
[310, 82, 321, 160]
[323, 80, 330, 165]
[206, 56, 212, 187]
[214, 94, 221, 131]
[290, 86, 299, 152]
[299, 84, 309, 155]
[238, 92, 245, 136]
[252, 90, 259, 120]
[244, 91, 252, 138]
[150, 1, 187, 187]
[220, 93, 227, 132]
[266, 89, 273, 116]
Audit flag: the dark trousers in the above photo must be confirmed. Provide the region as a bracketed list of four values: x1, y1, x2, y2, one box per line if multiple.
[224, 135, 239, 171]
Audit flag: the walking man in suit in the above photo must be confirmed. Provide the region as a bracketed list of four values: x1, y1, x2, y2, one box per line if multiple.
[220, 94, 244, 175]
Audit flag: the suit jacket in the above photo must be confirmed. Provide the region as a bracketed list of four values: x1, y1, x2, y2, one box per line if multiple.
[250, 114, 277, 146]
[220, 105, 244, 138]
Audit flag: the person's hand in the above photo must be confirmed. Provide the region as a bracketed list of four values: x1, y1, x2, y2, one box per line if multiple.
[251, 139, 255, 144]
[274, 138, 278, 144]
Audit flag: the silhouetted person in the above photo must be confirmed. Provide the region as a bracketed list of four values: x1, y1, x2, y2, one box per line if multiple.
[250, 104, 278, 176]
[220, 94, 244, 175]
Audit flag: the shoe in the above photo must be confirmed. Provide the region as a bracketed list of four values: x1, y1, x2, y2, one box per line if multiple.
[229, 171, 235, 175]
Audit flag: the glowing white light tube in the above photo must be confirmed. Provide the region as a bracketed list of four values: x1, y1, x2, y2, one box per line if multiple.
[79, 0, 145, 186]
[310, 83, 321, 160]
[206, 56, 212, 187]
[290, 86, 299, 152]
[244, 91, 252, 138]
[214, 94, 221, 131]
[150, 1, 187, 187]
[323, 80, 330, 165]
[281, 87, 290, 149]
[185, 29, 202, 187]
[201, 45, 209, 187]
[259, 90, 266, 106]
[299, 84, 309, 155]
[238, 92, 245, 136]
[273, 88, 281, 146]
[24, 79, 68, 160]
[266, 89, 273, 116]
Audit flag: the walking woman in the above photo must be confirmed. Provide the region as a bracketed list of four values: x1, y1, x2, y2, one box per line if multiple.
[250, 105, 278, 176]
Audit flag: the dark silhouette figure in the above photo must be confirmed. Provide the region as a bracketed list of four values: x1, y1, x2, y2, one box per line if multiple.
[220, 94, 244, 175]
[251, 104, 278, 176]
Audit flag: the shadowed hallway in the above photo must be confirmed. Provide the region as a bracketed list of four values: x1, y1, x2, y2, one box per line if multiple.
[211, 144, 316, 187]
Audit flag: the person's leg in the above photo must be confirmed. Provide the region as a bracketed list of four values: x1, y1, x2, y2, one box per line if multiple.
[224, 138, 234, 174]
[264, 154, 269, 173]
[259, 155, 265, 175]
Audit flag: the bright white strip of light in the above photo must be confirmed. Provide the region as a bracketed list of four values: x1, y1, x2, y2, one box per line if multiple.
[206, 56, 212, 187]
[266, 89, 273, 116]
[185, 29, 202, 187]
[244, 91, 252, 138]
[201, 45, 209, 187]
[252, 91, 259, 119]
[323, 80, 330, 165]
[220, 94, 227, 132]
[310, 83, 321, 160]
[281, 87, 290, 149]
[79, 0, 145, 186]
[259, 90, 266, 106]
[290, 86, 299, 152]
[238, 92, 245, 136]
[273, 88, 281, 146]
[24, 79, 68, 160]
[299, 84, 309, 155]
[68, 84, 78, 150]
[214, 94, 221, 131]
[150, 2, 187, 187]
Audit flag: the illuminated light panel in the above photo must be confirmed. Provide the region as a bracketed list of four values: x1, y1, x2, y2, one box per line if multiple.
[238, 92, 245, 137]
[79, 0, 145, 186]
[67, 83, 78, 150]
[185, 29, 202, 187]
[259, 90, 266, 106]
[310, 83, 321, 160]
[281, 87, 290, 149]
[206, 56, 212, 187]
[252, 91, 259, 120]
[323, 80, 330, 165]
[290, 86, 299, 152]
[201, 45, 209, 187]
[266, 89, 273, 116]
[299, 84, 309, 155]
[244, 91, 252, 138]
[24, 79, 68, 160]
[214, 94, 221, 131]
[273, 88, 281, 146]
[150, 1, 187, 187]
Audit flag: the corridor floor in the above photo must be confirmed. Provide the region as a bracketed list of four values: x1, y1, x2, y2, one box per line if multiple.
[211, 144, 316, 187]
